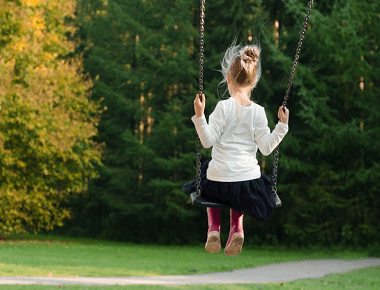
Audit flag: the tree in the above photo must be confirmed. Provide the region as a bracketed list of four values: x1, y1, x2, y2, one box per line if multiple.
[56, 0, 201, 243]
[0, 0, 102, 235]
[260, 0, 380, 245]
[61, 0, 380, 247]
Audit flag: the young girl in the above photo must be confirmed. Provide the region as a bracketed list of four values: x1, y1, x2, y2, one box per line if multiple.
[183, 42, 289, 256]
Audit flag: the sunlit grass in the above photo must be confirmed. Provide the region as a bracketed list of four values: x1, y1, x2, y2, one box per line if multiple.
[0, 234, 370, 278]
[0, 263, 162, 278]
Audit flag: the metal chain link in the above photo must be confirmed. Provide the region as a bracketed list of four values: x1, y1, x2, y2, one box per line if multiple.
[272, 0, 314, 199]
[198, 0, 205, 98]
[195, 0, 206, 197]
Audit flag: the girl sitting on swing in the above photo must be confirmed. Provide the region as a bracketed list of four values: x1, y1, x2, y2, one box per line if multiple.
[183, 41, 289, 256]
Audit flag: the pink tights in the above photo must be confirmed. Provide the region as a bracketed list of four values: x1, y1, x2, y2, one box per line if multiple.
[207, 207, 244, 245]
[207, 208, 221, 233]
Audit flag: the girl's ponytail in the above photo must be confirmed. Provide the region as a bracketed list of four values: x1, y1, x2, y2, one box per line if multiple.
[220, 40, 261, 90]
[230, 46, 260, 87]
[242, 47, 259, 64]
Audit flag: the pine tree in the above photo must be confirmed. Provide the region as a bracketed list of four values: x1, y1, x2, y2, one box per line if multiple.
[260, 0, 380, 245]
[62, 0, 380, 247]
[62, 0, 202, 243]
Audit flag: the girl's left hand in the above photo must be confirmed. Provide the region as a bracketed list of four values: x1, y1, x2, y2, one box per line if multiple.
[278, 106, 289, 124]
[194, 94, 206, 118]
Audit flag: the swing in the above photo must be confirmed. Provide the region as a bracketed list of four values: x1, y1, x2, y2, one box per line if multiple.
[190, 0, 314, 208]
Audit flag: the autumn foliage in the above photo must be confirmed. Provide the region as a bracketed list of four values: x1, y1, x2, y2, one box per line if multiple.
[0, 0, 102, 234]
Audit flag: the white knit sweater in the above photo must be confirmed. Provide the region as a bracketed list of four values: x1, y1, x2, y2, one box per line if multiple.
[191, 97, 288, 182]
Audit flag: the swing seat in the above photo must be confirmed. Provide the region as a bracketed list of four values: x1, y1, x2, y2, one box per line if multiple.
[191, 191, 282, 208]
[190, 192, 231, 208]
[274, 193, 282, 208]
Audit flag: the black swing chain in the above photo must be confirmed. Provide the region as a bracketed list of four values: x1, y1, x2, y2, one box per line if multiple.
[195, 0, 206, 197]
[271, 0, 314, 198]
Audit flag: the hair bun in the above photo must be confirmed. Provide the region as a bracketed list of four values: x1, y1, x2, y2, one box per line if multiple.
[242, 48, 259, 63]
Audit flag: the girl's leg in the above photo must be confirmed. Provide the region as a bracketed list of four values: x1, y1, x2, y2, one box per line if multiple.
[205, 207, 221, 253]
[225, 208, 244, 256]
[207, 207, 221, 233]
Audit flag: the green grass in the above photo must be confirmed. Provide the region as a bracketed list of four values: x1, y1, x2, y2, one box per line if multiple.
[0, 266, 379, 289]
[0, 234, 369, 278]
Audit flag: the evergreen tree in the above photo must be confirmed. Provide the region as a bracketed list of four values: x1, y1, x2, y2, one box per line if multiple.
[62, 0, 201, 243]
[261, 0, 380, 245]
[62, 0, 380, 247]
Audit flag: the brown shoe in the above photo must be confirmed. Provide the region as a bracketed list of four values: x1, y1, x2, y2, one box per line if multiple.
[224, 232, 244, 256]
[205, 231, 221, 253]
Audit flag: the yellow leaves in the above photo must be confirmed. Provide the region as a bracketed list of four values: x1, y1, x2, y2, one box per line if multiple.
[24, 0, 40, 7]
[0, 0, 102, 236]
[4, 58, 15, 68]
[13, 40, 28, 52]
[32, 16, 45, 30]
[16, 160, 27, 168]
[0, 185, 72, 235]
[2, 0, 77, 75]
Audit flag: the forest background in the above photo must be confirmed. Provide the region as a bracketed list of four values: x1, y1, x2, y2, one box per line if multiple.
[0, 0, 379, 248]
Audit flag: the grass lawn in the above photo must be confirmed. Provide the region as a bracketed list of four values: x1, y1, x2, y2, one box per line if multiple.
[0, 234, 370, 278]
[0, 266, 379, 289]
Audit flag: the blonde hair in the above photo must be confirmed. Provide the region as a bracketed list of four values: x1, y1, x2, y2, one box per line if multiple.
[219, 40, 261, 92]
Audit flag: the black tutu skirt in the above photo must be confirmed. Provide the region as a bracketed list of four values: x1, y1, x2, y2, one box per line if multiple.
[183, 160, 276, 221]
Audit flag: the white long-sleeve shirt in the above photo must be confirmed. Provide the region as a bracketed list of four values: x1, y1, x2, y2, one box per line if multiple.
[191, 97, 288, 182]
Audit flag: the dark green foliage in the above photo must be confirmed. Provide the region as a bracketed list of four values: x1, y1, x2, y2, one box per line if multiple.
[56, 0, 202, 243]
[57, 0, 380, 247]
[259, 0, 380, 246]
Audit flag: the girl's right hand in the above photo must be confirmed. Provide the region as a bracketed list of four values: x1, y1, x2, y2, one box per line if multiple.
[278, 106, 289, 124]
[194, 94, 206, 118]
